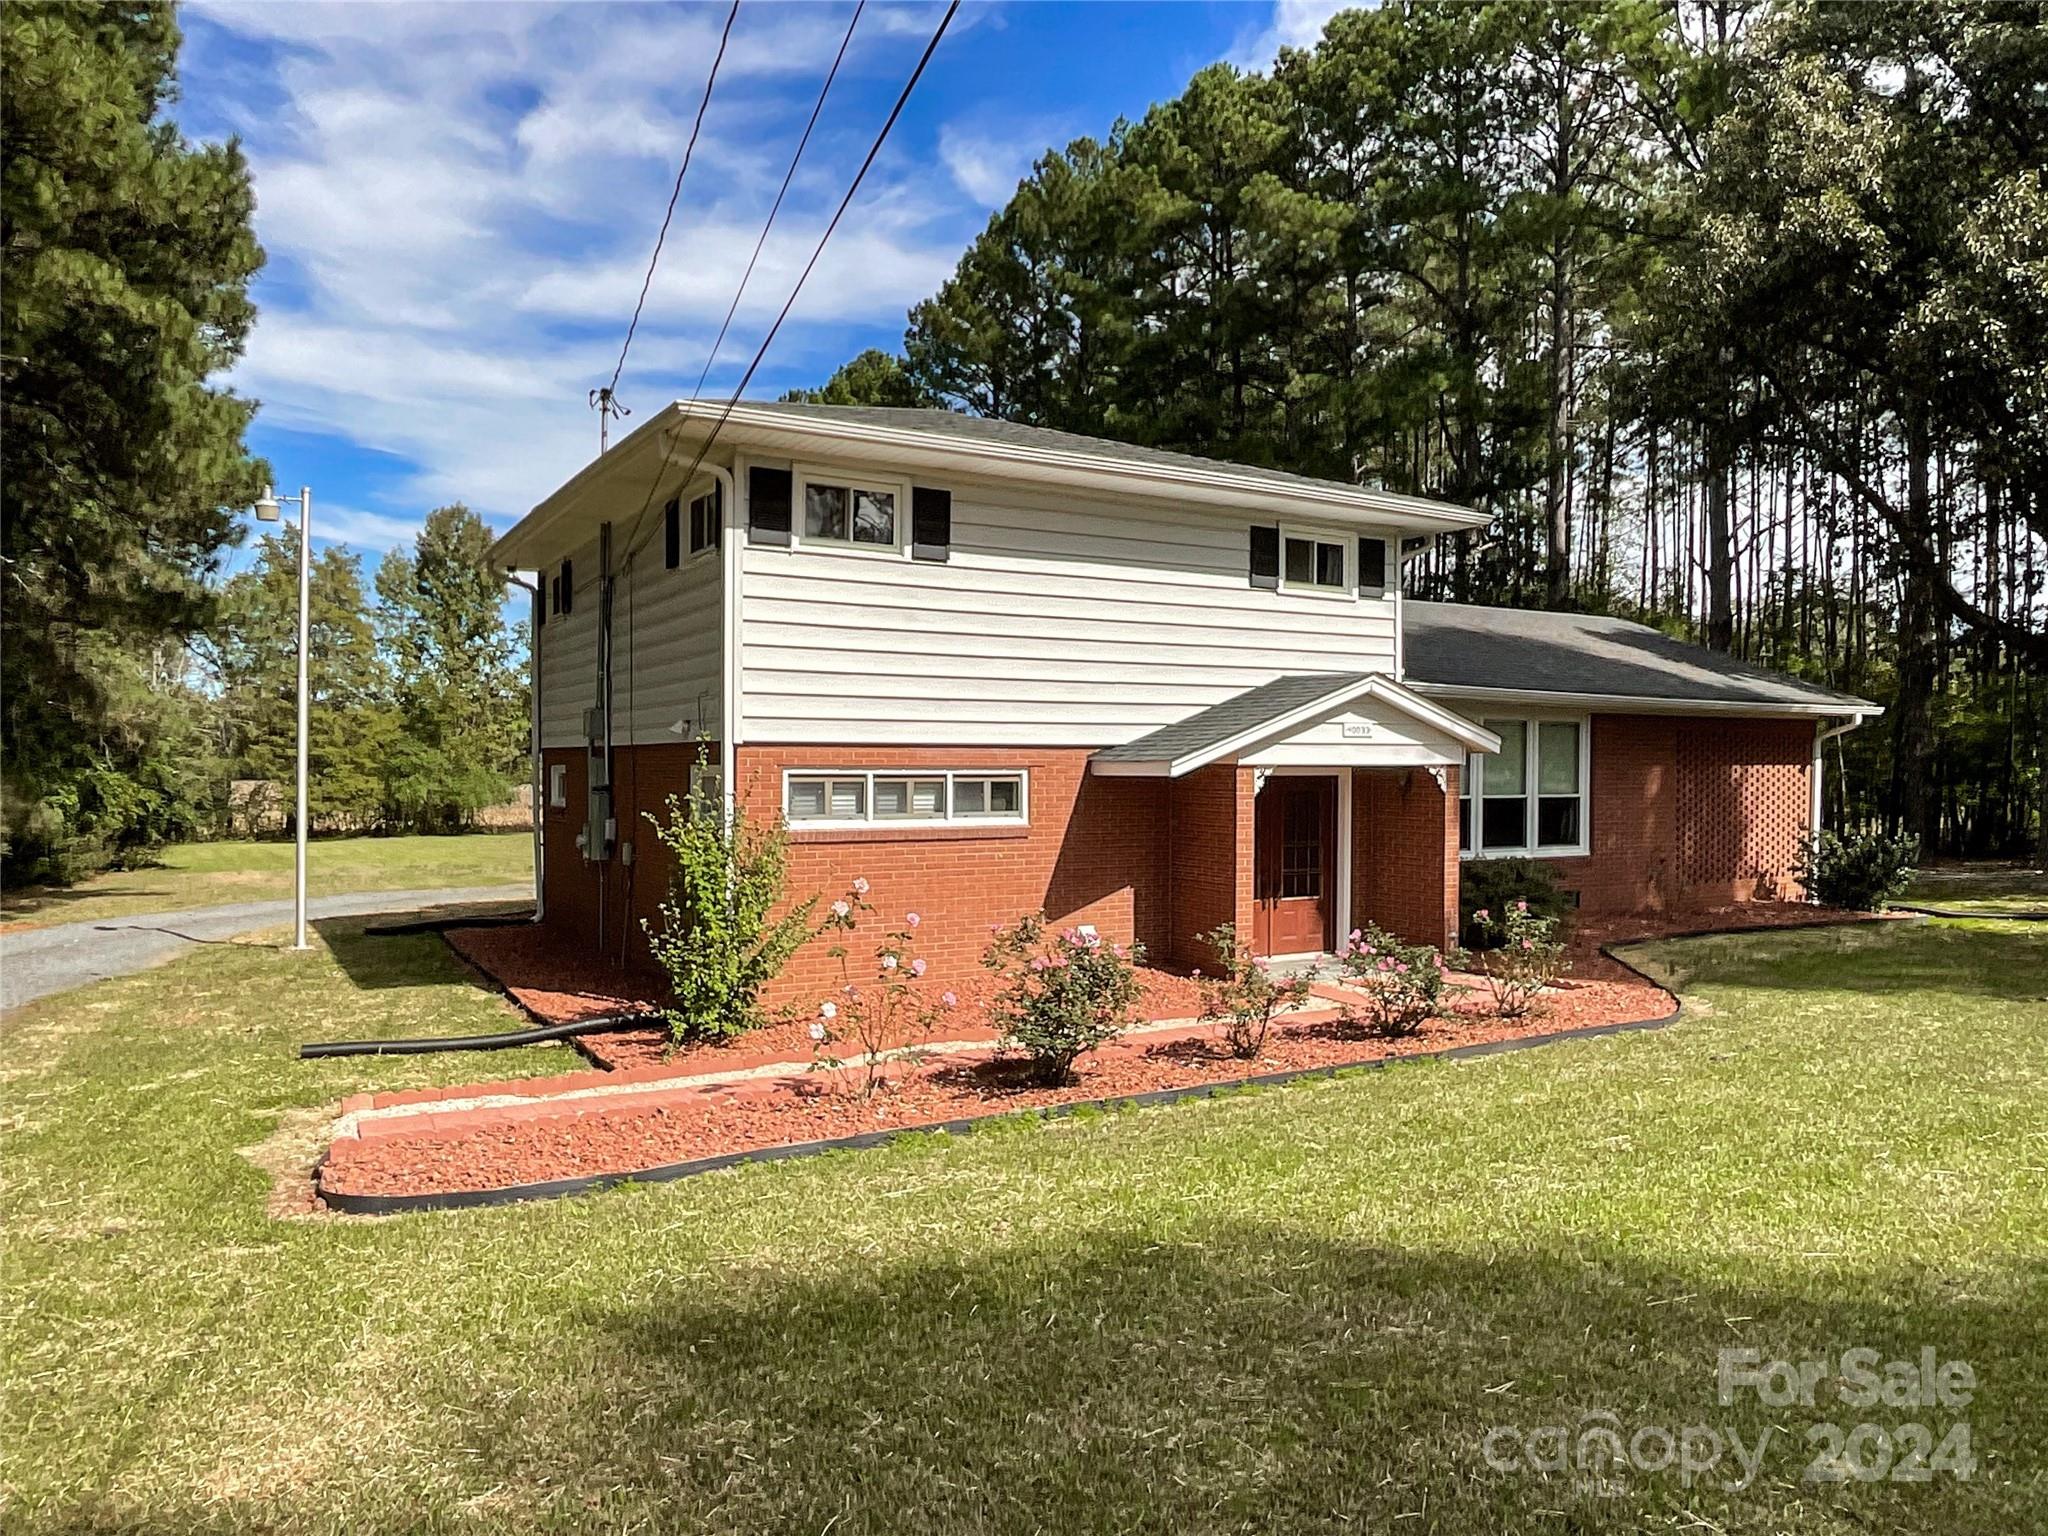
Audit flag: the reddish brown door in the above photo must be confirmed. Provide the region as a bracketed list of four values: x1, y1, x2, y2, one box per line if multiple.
[1253, 776, 1336, 956]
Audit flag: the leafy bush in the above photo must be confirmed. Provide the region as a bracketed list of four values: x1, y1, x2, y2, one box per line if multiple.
[1198, 923, 1316, 1058]
[642, 754, 822, 1044]
[1469, 901, 1570, 1019]
[982, 915, 1144, 1084]
[1336, 924, 1455, 1037]
[807, 899, 953, 1097]
[1796, 828, 1919, 912]
[1459, 856, 1573, 950]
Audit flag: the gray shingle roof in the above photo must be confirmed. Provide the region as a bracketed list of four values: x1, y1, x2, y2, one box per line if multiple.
[1404, 602, 1875, 711]
[733, 402, 1474, 520]
[1093, 674, 1371, 765]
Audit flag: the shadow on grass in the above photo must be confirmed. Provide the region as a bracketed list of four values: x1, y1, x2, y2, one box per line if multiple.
[46, 1226, 2043, 1533]
[313, 909, 527, 994]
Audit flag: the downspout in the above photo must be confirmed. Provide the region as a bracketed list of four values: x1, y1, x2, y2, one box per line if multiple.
[1811, 712, 1866, 840]
[709, 460, 740, 824]
[505, 571, 545, 923]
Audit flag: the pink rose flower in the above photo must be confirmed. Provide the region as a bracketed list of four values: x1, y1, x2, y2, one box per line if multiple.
[831, 899, 850, 919]
[941, 990, 958, 1009]
[1515, 899, 1528, 913]
[905, 911, 921, 928]
[852, 877, 870, 896]
[809, 1021, 827, 1042]
[819, 1001, 837, 1020]
[881, 954, 899, 971]
[1030, 955, 1050, 972]
[1521, 938, 1534, 950]
[910, 957, 927, 978]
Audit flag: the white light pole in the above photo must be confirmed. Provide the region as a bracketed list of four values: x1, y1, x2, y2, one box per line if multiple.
[253, 483, 313, 950]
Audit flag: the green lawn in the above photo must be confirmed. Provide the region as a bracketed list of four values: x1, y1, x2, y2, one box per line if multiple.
[0, 833, 533, 928]
[1902, 863, 2048, 915]
[2, 916, 2042, 1533]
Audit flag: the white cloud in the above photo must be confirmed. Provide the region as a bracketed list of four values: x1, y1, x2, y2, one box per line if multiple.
[193, 0, 976, 538]
[938, 122, 1046, 206]
[1230, 0, 1359, 71]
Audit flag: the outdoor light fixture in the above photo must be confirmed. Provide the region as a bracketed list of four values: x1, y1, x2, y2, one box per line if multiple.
[252, 482, 314, 950]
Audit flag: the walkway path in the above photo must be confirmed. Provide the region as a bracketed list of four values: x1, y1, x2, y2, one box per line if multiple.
[0, 885, 530, 1013]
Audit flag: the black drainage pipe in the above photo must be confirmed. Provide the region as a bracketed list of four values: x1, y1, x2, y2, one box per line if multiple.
[299, 1011, 653, 1059]
[360, 911, 537, 938]
[1892, 903, 2047, 923]
[318, 997, 1690, 1216]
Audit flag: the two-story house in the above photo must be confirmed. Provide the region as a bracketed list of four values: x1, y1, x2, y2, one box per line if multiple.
[492, 402, 1876, 999]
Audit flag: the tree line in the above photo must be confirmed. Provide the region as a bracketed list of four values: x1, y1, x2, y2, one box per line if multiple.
[793, 0, 2047, 858]
[2, 5, 527, 884]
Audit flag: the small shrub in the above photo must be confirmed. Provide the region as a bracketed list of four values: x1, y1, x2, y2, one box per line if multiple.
[1470, 901, 1570, 1019]
[642, 750, 822, 1044]
[1459, 857, 1572, 950]
[1198, 923, 1316, 1059]
[1336, 924, 1455, 1037]
[807, 900, 953, 1097]
[1796, 828, 1919, 912]
[982, 915, 1144, 1085]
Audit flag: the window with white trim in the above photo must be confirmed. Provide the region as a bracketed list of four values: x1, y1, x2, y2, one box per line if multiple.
[688, 488, 721, 555]
[784, 768, 1027, 827]
[1281, 529, 1348, 593]
[795, 468, 904, 552]
[547, 764, 567, 809]
[1459, 717, 1587, 857]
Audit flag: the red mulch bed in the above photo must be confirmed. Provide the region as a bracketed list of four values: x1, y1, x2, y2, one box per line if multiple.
[319, 995, 1670, 1200]
[325, 902, 1897, 1205]
[319, 959, 1675, 1202]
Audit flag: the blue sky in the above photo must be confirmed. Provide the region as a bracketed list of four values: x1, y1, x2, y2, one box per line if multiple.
[179, 1, 1347, 576]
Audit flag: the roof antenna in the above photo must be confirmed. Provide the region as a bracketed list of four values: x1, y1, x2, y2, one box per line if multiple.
[588, 387, 632, 452]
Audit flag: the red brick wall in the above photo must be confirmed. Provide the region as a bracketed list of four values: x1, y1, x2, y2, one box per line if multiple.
[1352, 765, 1460, 949]
[538, 742, 715, 973]
[1519, 715, 1812, 912]
[733, 746, 1173, 1001]
[1166, 764, 1254, 970]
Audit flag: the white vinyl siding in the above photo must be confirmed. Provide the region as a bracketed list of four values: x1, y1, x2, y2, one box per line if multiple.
[537, 521, 724, 750]
[738, 472, 1400, 746]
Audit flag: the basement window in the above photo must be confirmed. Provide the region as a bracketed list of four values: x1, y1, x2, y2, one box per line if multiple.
[784, 768, 1028, 828]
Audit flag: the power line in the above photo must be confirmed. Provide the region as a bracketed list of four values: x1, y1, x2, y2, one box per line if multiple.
[593, 0, 740, 440]
[621, 0, 961, 569]
[689, 0, 865, 403]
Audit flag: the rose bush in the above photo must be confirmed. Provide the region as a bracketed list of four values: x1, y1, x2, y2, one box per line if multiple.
[982, 914, 1144, 1085]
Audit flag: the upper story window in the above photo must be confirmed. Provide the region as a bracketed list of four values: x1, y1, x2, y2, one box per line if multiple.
[1458, 717, 1588, 858]
[1283, 532, 1347, 592]
[796, 468, 905, 553]
[689, 487, 721, 555]
[784, 767, 1028, 828]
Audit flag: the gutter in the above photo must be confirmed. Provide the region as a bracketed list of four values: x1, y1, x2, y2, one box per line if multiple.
[493, 403, 1490, 569]
[1409, 682, 1884, 720]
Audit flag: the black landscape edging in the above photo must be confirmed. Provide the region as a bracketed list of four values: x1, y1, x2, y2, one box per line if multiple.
[318, 995, 1688, 1217]
[1891, 903, 2048, 923]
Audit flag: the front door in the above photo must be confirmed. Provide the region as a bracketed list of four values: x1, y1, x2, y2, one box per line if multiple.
[1253, 775, 1336, 956]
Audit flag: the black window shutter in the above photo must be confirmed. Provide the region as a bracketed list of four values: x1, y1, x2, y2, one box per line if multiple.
[560, 559, 573, 614]
[710, 482, 723, 548]
[1249, 525, 1280, 589]
[1358, 537, 1387, 596]
[664, 497, 681, 569]
[911, 486, 952, 561]
[537, 581, 547, 626]
[748, 466, 792, 546]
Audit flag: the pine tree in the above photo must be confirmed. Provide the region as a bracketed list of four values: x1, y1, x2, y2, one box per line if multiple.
[1, 1, 265, 878]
